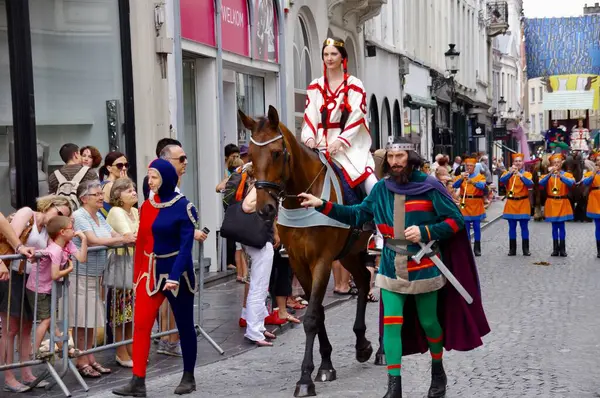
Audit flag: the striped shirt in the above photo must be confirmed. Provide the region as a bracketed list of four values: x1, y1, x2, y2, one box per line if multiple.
[73, 208, 113, 277]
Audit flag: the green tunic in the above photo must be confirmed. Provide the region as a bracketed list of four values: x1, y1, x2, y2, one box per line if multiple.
[316, 171, 465, 294]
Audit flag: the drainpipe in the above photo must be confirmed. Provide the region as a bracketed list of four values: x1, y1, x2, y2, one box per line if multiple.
[275, 0, 288, 123]
[216, 0, 225, 166]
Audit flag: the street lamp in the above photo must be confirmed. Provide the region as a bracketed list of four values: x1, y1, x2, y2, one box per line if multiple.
[498, 96, 507, 114]
[444, 44, 460, 75]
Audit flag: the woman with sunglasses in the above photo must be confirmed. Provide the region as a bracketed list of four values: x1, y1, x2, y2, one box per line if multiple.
[0, 195, 72, 392]
[99, 152, 129, 218]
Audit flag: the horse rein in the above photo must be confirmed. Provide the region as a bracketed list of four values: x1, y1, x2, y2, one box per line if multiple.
[250, 133, 325, 203]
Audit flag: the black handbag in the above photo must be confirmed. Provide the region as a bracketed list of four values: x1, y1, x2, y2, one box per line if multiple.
[220, 202, 271, 249]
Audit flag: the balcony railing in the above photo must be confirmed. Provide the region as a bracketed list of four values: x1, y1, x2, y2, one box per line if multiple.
[486, 1, 509, 37]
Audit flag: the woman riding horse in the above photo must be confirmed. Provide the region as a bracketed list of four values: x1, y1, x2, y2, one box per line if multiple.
[301, 37, 376, 193]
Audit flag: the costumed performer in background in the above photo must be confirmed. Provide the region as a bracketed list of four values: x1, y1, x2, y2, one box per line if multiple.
[499, 153, 533, 256]
[583, 151, 600, 257]
[539, 153, 574, 257]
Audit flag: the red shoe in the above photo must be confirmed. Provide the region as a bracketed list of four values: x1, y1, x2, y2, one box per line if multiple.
[239, 318, 247, 327]
[264, 312, 287, 326]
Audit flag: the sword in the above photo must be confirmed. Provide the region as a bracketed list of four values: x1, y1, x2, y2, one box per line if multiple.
[412, 241, 474, 305]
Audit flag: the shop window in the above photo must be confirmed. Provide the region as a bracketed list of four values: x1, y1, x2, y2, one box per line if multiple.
[293, 15, 313, 137]
[393, 100, 401, 137]
[236, 73, 265, 144]
[369, 95, 380, 151]
[381, 98, 391, 145]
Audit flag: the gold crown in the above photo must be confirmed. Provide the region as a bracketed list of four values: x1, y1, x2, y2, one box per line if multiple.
[324, 38, 344, 48]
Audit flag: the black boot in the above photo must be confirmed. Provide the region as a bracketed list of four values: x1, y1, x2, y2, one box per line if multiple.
[113, 375, 147, 397]
[597, 241, 600, 258]
[551, 240, 559, 256]
[473, 241, 481, 257]
[428, 362, 447, 398]
[559, 240, 567, 257]
[382, 374, 402, 398]
[522, 239, 531, 256]
[508, 239, 517, 256]
[174, 371, 196, 395]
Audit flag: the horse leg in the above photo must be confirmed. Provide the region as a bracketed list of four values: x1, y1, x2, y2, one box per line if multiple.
[342, 252, 373, 363]
[294, 262, 330, 397]
[314, 305, 336, 383]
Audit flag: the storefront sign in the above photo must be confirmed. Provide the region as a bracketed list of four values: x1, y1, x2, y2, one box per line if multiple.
[181, 0, 250, 57]
[254, 0, 278, 62]
[181, 0, 216, 47]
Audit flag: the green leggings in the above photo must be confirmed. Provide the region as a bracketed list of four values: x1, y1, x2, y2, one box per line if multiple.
[381, 288, 444, 376]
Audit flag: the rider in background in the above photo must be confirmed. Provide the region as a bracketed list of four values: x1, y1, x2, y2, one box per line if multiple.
[301, 37, 376, 195]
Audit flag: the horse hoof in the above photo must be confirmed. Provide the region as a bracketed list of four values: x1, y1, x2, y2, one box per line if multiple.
[356, 342, 373, 363]
[294, 383, 316, 397]
[374, 351, 387, 366]
[315, 369, 337, 382]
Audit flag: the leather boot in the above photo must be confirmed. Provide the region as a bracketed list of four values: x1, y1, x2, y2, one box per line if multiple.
[174, 371, 196, 395]
[522, 239, 531, 256]
[473, 241, 481, 257]
[382, 374, 402, 398]
[508, 239, 517, 256]
[551, 240, 559, 256]
[427, 362, 447, 398]
[597, 241, 600, 258]
[113, 375, 147, 397]
[559, 240, 567, 257]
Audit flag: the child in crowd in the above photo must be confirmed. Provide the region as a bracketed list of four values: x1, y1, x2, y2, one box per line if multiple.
[26, 216, 88, 354]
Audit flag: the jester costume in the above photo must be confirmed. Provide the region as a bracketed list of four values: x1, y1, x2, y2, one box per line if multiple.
[583, 152, 600, 257]
[539, 153, 574, 257]
[499, 153, 533, 256]
[113, 159, 198, 397]
[315, 141, 489, 397]
[452, 158, 486, 256]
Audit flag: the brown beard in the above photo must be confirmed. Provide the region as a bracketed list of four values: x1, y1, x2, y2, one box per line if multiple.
[388, 165, 413, 185]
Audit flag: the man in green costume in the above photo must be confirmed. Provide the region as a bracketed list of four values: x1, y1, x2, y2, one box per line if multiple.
[299, 137, 490, 397]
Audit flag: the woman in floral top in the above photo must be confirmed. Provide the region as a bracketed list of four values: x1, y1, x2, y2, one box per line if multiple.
[106, 178, 139, 368]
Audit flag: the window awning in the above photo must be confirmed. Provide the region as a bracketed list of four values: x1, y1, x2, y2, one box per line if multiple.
[543, 91, 596, 110]
[404, 94, 437, 109]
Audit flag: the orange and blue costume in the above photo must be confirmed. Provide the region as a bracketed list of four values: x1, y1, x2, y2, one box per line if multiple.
[539, 153, 574, 257]
[499, 153, 533, 256]
[583, 152, 600, 256]
[452, 158, 486, 255]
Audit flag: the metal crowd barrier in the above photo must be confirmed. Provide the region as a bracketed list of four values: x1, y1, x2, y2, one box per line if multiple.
[0, 243, 222, 397]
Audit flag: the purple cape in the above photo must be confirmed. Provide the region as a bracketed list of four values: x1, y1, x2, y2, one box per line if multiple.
[384, 175, 491, 354]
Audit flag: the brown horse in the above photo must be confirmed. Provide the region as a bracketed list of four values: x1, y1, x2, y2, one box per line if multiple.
[529, 155, 550, 221]
[239, 106, 373, 397]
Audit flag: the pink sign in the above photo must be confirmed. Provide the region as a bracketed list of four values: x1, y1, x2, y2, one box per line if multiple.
[181, 0, 216, 47]
[221, 0, 250, 57]
[253, 0, 278, 62]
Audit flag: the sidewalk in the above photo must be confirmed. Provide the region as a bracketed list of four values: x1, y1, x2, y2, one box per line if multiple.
[3, 275, 353, 398]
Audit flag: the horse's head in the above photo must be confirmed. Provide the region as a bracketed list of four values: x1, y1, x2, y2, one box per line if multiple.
[238, 105, 290, 221]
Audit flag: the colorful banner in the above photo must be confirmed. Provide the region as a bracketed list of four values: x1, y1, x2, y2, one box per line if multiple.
[524, 16, 600, 79]
[542, 74, 600, 110]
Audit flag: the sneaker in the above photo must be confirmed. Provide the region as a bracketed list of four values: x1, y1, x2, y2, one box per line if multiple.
[160, 341, 183, 357]
[157, 339, 168, 355]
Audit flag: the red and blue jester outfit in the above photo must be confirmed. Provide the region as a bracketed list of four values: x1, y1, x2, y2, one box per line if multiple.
[114, 158, 198, 397]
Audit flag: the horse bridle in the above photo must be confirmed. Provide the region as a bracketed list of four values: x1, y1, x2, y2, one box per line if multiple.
[250, 132, 325, 203]
[250, 131, 291, 202]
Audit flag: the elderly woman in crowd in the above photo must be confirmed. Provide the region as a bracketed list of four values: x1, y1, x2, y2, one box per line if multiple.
[70, 181, 136, 378]
[106, 178, 139, 368]
[0, 196, 71, 392]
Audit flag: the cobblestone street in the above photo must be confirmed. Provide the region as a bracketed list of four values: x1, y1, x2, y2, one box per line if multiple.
[89, 218, 600, 398]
